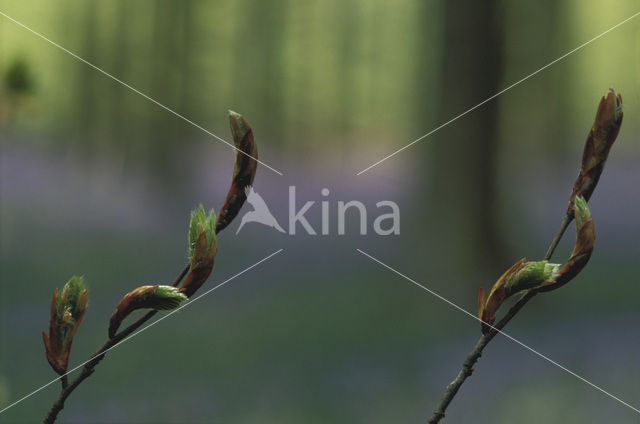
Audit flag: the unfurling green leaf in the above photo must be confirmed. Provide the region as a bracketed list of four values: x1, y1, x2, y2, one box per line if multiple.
[479, 196, 596, 332]
[180, 205, 218, 298]
[42, 276, 88, 375]
[108, 285, 187, 338]
[478, 259, 558, 333]
[188, 205, 216, 266]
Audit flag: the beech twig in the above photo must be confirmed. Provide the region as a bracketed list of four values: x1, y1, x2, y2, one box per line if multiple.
[42, 110, 258, 423]
[427, 88, 623, 423]
[427, 219, 568, 424]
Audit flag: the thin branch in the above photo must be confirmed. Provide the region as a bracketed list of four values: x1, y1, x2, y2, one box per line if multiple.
[544, 215, 571, 262]
[172, 263, 191, 287]
[427, 214, 572, 424]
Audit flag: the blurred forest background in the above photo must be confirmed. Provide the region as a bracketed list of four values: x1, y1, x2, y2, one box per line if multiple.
[1, 1, 640, 423]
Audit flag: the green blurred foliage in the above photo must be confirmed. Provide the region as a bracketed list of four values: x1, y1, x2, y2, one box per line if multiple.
[4, 56, 35, 95]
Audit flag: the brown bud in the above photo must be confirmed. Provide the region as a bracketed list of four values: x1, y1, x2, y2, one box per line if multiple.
[566, 88, 622, 217]
[215, 111, 258, 233]
[178, 262, 214, 298]
[478, 259, 560, 333]
[42, 276, 88, 375]
[479, 259, 523, 333]
[108, 285, 187, 338]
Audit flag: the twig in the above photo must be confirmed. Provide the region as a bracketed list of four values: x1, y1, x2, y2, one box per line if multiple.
[427, 215, 572, 424]
[544, 215, 571, 262]
[42, 263, 190, 424]
[41, 109, 258, 423]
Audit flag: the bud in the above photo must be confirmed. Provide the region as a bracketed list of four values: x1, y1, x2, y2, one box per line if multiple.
[42, 276, 88, 375]
[108, 285, 187, 338]
[180, 205, 218, 297]
[478, 259, 558, 332]
[505, 260, 560, 294]
[188, 205, 217, 267]
[215, 110, 258, 233]
[566, 88, 622, 217]
[479, 197, 596, 332]
[540, 196, 595, 291]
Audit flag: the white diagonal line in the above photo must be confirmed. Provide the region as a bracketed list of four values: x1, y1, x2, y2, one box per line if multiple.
[0, 10, 283, 176]
[356, 248, 640, 415]
[0, 248, 283, 415]
[356, 10, 640, 176]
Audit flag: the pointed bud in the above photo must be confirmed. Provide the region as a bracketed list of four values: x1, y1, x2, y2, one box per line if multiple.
[566, 88, 622, 217]
[108, 285, 187, 338]
[479, 259, 524, 332]
[478, 259, 560, 333]
[540, 196, 595, 292]
[180, 205, 218, 297]
[215, 111, 258, 233]
[42, 276, 88, 375]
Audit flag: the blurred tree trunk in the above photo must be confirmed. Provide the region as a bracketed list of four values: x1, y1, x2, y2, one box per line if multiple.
[429, 1, 506, 272]
[147, 0, 191, 178]
[231, 0, 287, 137]
[110, 0, 129, 170]
[77, 1, 97, 149]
